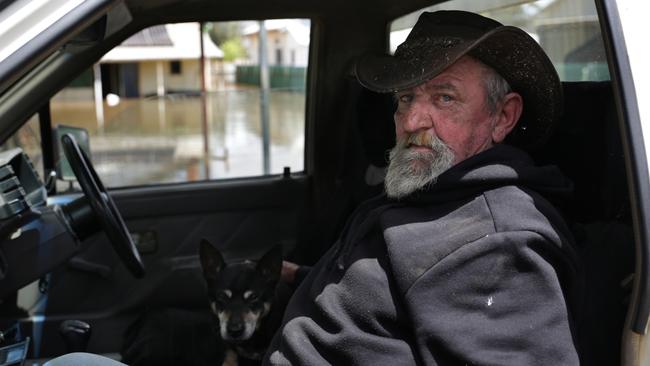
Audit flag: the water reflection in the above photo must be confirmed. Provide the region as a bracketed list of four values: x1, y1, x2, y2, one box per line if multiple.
[50, 89, 305, 187]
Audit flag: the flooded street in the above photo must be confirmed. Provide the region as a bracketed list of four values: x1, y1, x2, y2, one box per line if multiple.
[51, 88, 305, 187]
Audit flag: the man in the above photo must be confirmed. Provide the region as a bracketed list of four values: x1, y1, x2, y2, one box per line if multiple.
[265, 10, 582, 365]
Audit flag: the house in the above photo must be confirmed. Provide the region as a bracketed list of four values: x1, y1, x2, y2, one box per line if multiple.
[101, 22, 224, 97]
[54, 22, 224, 102]
[240, 19, 310, 67]
[235, 19, 310, 90]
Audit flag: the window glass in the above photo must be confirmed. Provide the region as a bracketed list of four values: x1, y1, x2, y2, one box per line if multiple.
[390, 0, 609, 81]
[51, 19, 309, 188]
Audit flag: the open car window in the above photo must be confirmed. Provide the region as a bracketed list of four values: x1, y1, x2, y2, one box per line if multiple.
[390, 0, 609, 82]
[50, 19, 310, 188]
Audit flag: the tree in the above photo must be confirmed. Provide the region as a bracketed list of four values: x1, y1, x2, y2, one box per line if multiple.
[221, 38, 246, 62]
[206, 22, 242, 46]
[205, 22, 247, 62]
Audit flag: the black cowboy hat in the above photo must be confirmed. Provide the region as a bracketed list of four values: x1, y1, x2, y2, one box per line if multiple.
[355, 10, 562, 150]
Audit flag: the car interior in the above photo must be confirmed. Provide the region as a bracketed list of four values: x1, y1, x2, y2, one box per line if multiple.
[0, 0, 642, 365]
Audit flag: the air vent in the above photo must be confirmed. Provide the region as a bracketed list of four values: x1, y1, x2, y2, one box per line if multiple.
[0, 164, 27, 219]
[0, 148, 46, 219]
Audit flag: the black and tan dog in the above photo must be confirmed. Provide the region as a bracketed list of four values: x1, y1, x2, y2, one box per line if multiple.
[199, 239, 288, 365]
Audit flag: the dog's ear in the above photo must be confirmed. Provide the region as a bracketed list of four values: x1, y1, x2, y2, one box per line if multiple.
[199, 239, 224, 281]
[256, 245, 282, 283]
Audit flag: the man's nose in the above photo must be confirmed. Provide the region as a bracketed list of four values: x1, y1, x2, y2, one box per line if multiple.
[399, 103, 432, 133]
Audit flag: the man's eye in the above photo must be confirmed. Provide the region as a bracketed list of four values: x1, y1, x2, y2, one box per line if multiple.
[439, 94, 453, 103]
[397, 94, 413, 104]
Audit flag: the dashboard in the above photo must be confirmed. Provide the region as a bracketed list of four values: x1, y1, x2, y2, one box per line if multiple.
[0, 149, 83, 299]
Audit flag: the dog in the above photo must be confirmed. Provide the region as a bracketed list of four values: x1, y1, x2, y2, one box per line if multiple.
[199, 239, 289, 366]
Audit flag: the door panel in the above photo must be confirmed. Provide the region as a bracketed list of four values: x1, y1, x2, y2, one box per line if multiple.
[24, 175, 308, 357]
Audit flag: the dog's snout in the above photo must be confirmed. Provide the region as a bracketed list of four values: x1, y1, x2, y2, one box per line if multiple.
[227, 322, 245, 338]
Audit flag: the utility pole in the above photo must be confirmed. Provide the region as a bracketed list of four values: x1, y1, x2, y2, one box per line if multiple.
[92, 63, 104, 132]
[258, 20, 271, 175]
[199, 22, 211, 179]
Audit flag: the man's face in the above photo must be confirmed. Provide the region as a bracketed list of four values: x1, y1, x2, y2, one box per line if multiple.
[385, 56, 513, 199]
[393, 55, 499, 164]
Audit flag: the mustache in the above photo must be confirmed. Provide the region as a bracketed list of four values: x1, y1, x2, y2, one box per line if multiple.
[405, 132, 433, 147]
[396, 131, 442, 150]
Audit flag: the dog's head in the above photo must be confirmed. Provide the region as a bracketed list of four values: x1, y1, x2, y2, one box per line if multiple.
[199, 239, 282, 342]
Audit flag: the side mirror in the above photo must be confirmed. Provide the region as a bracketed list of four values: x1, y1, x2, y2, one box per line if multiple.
[53, 125, 91, 182]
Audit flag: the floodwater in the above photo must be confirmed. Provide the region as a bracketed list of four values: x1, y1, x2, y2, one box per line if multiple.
[50, 88, 305, 187]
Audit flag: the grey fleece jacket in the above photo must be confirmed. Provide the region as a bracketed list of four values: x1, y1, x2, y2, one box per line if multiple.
[264, 145, 583, 365]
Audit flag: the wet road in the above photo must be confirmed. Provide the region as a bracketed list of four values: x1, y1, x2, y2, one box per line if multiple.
[51, 88, 305, 187]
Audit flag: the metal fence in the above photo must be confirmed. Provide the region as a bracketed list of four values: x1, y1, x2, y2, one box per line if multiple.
[236, 65, 307, 91]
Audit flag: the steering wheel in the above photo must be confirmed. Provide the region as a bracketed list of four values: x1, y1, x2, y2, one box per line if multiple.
[61, 134, 145, 278]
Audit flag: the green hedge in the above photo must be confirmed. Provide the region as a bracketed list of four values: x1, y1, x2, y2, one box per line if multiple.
[236, 65, 307, 90]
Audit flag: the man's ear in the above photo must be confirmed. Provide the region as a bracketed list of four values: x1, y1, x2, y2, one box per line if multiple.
[256, 245, 283, 283]
[492, 92, 523, 143]
[199, 239, 224, 281]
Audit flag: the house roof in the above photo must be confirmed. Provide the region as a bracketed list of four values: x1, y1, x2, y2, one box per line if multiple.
[242, 19, 310, 47]
[101, 22, 223, 63]
[121, 25, 173, 46]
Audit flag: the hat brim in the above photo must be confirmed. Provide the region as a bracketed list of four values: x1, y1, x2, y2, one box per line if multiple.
[355, 26, 562, 150]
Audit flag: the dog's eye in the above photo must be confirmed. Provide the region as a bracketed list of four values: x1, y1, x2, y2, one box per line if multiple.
[216, 290, 232, 303]
[243, 290, 259, 302]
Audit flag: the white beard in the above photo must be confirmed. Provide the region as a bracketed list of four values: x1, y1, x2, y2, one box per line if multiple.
[384, 132, 455, 199]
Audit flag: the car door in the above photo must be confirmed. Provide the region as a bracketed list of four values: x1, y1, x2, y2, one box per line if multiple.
[35, 175, 309, 357]
[598, 0, 650, 365]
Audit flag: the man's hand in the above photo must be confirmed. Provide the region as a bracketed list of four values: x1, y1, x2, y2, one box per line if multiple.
[281, 260, 300, 283]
